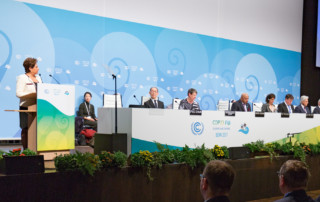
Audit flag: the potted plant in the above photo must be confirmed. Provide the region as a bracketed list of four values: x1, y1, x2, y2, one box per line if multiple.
[0, 148, 44, 175]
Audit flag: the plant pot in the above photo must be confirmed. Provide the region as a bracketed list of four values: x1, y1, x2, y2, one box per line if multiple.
[250, 151, 269, 158]
[0, 155, 44, 175]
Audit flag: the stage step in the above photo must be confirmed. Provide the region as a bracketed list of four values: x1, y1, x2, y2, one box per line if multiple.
[70, 146, 94, 154]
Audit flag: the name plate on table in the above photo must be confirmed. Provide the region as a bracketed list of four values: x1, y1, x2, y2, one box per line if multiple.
[190, 110, 202, 116]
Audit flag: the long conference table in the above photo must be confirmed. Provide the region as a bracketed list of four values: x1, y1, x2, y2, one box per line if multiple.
[98, 108, 320, 154]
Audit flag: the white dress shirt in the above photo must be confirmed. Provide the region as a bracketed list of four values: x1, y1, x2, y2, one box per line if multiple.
[16, 74, 42, 107]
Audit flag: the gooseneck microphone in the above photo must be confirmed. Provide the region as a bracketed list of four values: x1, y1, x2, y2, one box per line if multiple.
[133, 95, 141, 105]
[49, 74, 60, 84]
[38, 73, 44, 83]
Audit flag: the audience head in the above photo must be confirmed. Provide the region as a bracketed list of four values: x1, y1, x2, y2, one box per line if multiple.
[266, 93, 276, 104]
[284, 94, 294, 106]
[23, 57, 38, 74]
[278, 160, 310, 194]
[84, 92, 92, 103]
[200, 160, 235, 200]
[149, 87, 159, 100]
[187, 88, 197, 102]
[318, 99, 320, 106]
[300, 95, 309, 107]
[240, 93, 249, 104]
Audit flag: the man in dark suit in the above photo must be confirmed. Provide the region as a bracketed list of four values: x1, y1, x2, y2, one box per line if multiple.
[274, 160, 314, 202]
[231, 93, 251, 112]
[313, 99, 320, 114]
[277, 94, 295, 113]
[144, 87, 164, 109]
[294, 95, 311, 114]
[200, 160, 235, 202]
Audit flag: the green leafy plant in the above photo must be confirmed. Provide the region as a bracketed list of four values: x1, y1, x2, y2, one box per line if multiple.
[309, 142, 320, 155]
[293, 142, 306, 163]
[243, 140, 265, 153]
[99, 151, 127, 169]
[130, 150, 154, 180]
[0, 150, 5, 160]
[54, 152, 101, 176]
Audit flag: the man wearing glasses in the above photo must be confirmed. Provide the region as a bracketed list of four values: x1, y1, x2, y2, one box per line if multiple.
[275, 160, 314, 202]
[200, 160, 235, 202]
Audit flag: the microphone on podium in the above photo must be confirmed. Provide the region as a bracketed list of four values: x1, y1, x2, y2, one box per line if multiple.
[39, 74, 44, 83]
[49, 74, 60, 84]
[133, 95, 141, 105]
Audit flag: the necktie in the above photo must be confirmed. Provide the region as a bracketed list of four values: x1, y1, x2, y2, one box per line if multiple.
[304, 107, 306, 113]
[154, 100, 158, 108]
[288, 105, 292, 113]
[243, 104, 246, 112]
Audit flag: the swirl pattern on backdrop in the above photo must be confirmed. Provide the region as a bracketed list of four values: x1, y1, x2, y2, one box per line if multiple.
[91, 32, 157, 91]
[154, 30, 209, 80]
[234, 54, 278, 103]
[0, 31, 12, 81]
[0, 0, 55, 138]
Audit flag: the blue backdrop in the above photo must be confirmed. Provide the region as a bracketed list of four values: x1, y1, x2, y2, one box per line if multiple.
[0, 0, 301, 139]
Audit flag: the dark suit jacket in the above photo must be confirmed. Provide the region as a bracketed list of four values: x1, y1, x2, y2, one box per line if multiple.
[231, 99, 251, 112]
[277, 102, 294, 113]
[144, 99, 164, 109]
[206, 196, 230, 202]
[274, 190, 315, 202]
[313, 106, 320, 114]
[294, 105, 311, 114]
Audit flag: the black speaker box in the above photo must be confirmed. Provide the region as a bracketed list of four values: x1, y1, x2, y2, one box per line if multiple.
[94, 133, 127, 155]
[228, 147, 250, 160]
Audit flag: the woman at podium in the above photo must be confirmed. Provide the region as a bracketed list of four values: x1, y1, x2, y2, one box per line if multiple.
[16, 57, 42, 149]
[78, 92, 97, 131]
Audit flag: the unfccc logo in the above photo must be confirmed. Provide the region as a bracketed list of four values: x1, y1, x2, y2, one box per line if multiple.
[191, 122, 204, 136]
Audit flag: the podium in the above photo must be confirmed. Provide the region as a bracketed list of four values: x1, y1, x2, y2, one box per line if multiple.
[5, 84, 75, 160]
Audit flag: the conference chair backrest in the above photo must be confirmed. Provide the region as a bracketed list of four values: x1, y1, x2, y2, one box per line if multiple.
[217, 100, 230, 111]
[253, 102, 263, 112]
[103, 94, 122, 108]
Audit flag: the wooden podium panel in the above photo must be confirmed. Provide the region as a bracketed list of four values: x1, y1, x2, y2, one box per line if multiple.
[27, 104, 37, 152]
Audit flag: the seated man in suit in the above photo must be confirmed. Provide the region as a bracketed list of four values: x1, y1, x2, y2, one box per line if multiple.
[179, 88, 200, 110]
[144, 87, 164, 108]
[231, 93, 251, 112]
[313, 99, 320, 114]
[275, 160, 314, 202]
[294, 95, 311, 114]
[200, 160, 235, 202]
[277, 94, 294, 113]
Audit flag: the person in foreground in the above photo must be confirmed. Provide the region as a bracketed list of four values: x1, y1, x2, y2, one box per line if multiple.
[261, 93, 277, 112]
[200, 160, 235, 202]
[78, 92, 97, 131]
[274, 160, 314, 202]
[277, 94, 294, 113]
[144, 87, 164, 108]
[313, 99, 320, 114]
[16, 57, 42, 149]
[294, 95, 311, 114]
[231, 93, 251, 112]
[179, 88, 200, 110]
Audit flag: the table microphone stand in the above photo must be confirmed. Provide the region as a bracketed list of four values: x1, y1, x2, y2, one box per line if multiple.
[112, 74, 118, 134]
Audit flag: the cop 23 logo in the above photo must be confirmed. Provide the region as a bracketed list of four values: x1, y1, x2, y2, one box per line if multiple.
[191, 122, 204, 136]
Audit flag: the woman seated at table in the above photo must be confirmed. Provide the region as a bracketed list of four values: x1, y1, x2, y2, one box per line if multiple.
[261, 93, 276, 112]
[78, 92, 97, 131]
